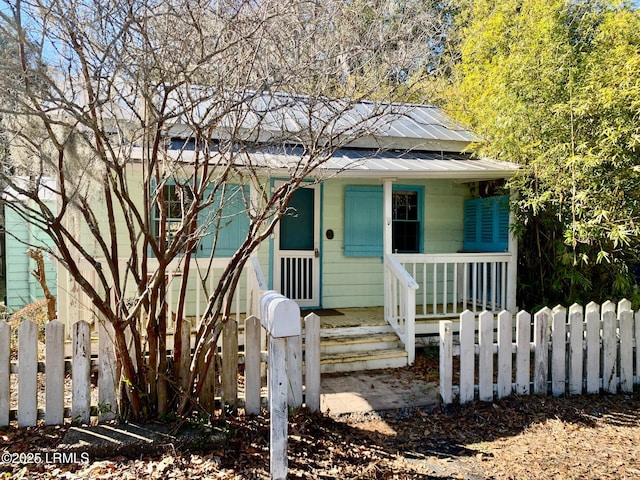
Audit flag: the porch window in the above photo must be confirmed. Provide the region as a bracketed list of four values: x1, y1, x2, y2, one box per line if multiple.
[152, 181, 249, 258]
[392, 189, 422, 253]
[153, 183, 193, 252]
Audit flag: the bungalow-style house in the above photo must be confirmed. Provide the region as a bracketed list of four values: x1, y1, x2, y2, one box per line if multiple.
[56, 96, 518, 372]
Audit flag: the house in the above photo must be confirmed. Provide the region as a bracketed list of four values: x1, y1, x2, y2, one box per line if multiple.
[55, 96, 518, 371]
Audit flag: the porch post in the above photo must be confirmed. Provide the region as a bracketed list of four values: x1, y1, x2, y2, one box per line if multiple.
[507, 189, 518, 313]
[383, 179, 394, 255]
[382, 178, 393, 326]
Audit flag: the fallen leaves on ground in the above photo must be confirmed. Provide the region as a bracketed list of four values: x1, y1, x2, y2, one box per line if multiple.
[1, 393, 639, 479]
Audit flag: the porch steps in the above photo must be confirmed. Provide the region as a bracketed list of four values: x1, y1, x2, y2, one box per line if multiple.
[318, 325, 409, 374]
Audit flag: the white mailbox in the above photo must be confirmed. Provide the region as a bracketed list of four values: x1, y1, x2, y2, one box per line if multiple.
[259, 291, 301, 338]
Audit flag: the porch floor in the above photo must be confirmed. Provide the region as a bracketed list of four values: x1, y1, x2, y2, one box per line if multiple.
[306, 305, 455, 337]
[305, 307, 387, 329]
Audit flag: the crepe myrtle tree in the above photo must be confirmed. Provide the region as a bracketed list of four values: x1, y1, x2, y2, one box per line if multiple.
[0, 0, 449, 420]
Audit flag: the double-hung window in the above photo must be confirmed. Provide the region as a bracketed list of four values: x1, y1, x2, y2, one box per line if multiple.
[392, 189, 421, 253]
[153, 182, 193, 252]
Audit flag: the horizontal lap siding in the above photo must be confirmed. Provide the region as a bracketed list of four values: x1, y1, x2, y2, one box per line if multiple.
[321, 179, 470, 309]
[424, 190, 467, 253]
[5, 210, 30, 310]
[5, 205, 57, 312]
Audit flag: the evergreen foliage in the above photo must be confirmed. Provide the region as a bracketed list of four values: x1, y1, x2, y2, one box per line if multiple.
[449, 0, 640, 308]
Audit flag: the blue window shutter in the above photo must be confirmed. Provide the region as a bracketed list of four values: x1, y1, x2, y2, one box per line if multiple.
[344, 186, 383, 256]
[198, 184, 250, 257]
[463, 200, 479, 250]
[463, 196, 509, 252]
[495, 196, 510, 249]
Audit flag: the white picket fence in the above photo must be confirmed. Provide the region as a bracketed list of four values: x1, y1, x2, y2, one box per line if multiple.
[0, 318, 117, 427]
[0, 311, 320, 427]
[439, 300, 640, 404]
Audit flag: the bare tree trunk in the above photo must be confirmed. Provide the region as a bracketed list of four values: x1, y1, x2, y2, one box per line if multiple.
[28, 248, 56, 321]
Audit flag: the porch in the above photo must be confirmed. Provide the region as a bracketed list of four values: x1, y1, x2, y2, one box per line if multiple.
[58, 251, 516, 372]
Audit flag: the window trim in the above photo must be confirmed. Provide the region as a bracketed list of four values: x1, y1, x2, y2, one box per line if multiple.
[391, 185, 424, 254]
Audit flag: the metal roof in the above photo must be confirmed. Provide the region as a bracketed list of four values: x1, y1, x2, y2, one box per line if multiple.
[167, 92, 478, 150]
[49, 76, 479, 150]
[248, 148, 518, 180]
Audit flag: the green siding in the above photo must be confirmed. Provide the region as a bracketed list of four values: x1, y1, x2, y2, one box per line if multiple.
[5, 203, 57, 312]
[320, 178, 470, 309]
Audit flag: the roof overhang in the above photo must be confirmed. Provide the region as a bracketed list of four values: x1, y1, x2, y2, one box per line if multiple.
[127, 146, 519, 182]
[249, 149, 519, 181]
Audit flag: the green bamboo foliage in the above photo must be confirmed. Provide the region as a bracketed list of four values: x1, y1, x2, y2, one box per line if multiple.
[449, 0, 640, 308]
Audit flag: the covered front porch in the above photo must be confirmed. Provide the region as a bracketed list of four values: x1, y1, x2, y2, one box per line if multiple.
[57, 248, 516, 372]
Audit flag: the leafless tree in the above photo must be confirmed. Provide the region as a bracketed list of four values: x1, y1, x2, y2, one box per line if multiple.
[0, 0, 453, 420]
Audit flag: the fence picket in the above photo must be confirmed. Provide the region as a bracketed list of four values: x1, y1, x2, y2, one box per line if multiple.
[72, 320, 91, 424]
[304, 313, 321, 413]
[18, 320, 38, 427]
[568, 304, 584, 395]
[244, 316, 261, 415]
[534, 308, 550, 395]
[478, 311, 494, 401]
[585, 302, 600, 394]
[222, 319, 239, 412]
[619, 307, 634, 393]
[286, 335, 303, 409]
[636, 311, 640, 385]
[0, 321, 9, 426]
[439, 321, 453, 405]
[497, 310, 512, 399]
[515, 311, 531, 395]
[459, 310, 475, 403]
[269, 335, 288, 480]
[45, 320, 65, 425]
[602, 301, 617, 393]
[551, 306, 566, 397]
[98, 319, 117, 421]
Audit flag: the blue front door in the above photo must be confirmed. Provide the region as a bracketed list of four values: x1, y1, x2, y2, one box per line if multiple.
[273, 183, 320, 307]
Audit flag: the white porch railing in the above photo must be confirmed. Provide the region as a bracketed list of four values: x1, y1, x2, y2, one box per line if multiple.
[384, 253, 418, 365]
[396, 252, 516, 319]
[384, 252, 516, 365]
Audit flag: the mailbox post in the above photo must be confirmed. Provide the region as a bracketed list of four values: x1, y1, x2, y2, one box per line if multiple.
[259, 291, 301, 480]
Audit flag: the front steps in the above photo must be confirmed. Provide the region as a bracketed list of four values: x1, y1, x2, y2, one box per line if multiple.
[319, 324, 409, 374]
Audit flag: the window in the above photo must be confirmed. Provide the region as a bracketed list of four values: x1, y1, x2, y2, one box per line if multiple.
[344, 185, 423, 256]
[392, 190, 421, 253]
[152, 181, 249, 258]
[153, 183, 193, 252]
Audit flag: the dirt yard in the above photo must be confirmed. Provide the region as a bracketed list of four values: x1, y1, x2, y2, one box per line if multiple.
[1, 351, 639, 479]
